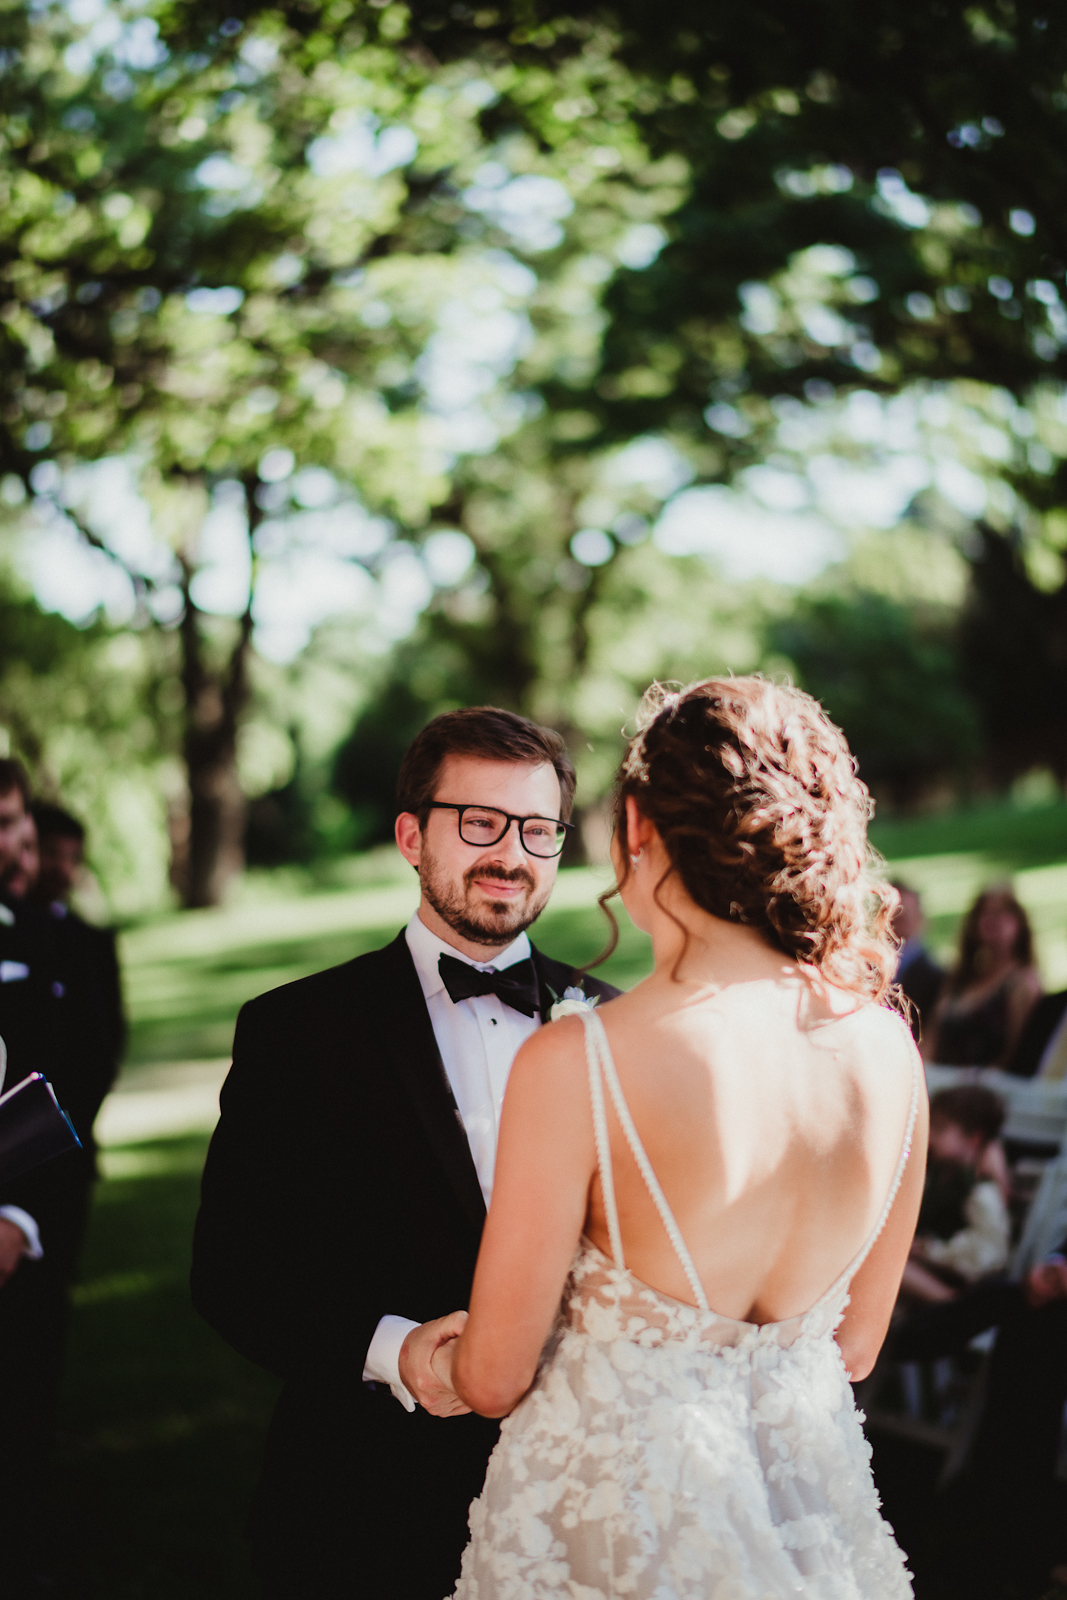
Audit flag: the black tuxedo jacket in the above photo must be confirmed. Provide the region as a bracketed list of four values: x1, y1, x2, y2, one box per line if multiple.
[1005, 988, 1067, 1078]
[190, 931, 619, 1598]
[0, 897, 123, 1270]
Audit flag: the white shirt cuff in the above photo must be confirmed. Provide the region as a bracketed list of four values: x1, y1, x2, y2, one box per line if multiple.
[0, 1206, 42, 1260]
[363, 1314, 419, 1413]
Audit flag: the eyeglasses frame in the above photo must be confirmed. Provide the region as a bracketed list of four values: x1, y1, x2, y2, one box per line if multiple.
[425, 801, 574, 858]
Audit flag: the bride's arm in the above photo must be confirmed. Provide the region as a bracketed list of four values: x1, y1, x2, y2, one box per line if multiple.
[449, 1017, 596, 1418]
[835, 1089, 929, 1381]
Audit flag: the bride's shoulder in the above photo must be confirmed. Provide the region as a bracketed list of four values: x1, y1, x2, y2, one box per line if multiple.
[510, 1010, 592, 1081]
[812, 992, 922, 1095]
[788, 970, 913, 1035]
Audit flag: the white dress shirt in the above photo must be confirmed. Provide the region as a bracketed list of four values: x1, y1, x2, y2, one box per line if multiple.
[361, 912, 542, 1410]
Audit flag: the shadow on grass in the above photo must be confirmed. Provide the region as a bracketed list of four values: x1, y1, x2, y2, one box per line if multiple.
[56, 1135, 280, 1599]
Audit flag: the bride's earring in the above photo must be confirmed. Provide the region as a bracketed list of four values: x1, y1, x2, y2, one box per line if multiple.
[629, 850, 642, 867]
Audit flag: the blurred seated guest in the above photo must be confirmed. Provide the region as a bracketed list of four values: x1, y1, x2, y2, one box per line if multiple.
[891, 881, 945, 1041]
[1006, 987, 1067, 1079]
[890, 1245, 1067, 1600]
[926, 886, 1041, 1066]
[900, 1086, 1010, 1305]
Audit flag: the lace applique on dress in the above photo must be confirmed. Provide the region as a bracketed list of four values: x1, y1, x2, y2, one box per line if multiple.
[451, 1008, 920, 1600]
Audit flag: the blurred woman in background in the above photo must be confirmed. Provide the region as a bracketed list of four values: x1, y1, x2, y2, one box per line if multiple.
[927, 887, 1041, 1067]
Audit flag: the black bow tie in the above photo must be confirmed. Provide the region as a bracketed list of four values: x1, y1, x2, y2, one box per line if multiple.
[438, 954, 540, 1018]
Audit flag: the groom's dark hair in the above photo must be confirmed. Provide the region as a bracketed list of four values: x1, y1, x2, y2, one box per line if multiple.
[397, 707, 577, 823]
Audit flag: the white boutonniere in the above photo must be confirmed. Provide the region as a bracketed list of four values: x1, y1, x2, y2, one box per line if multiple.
[549, 985, 600, 1022]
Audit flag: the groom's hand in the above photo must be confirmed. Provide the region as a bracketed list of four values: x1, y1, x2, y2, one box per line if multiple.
[399, 1311, 471, 1416]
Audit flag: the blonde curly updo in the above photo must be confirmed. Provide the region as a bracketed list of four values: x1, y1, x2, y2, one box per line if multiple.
[607, 677, 897, 1002]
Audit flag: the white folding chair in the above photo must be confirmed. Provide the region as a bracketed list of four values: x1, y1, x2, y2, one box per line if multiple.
[1011, 1155, 1067, 1278]
[924, 1065, 1067, 1151]
[866, 1073, 1067, 1482]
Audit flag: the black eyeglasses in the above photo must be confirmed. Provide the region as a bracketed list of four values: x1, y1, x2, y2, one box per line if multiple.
[426, 802, 574, 858]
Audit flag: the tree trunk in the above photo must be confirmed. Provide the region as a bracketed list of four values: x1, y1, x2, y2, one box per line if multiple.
[174, 478, 258, 908]
[556, 560, 614, 868]
[960, 523, 1067, 787]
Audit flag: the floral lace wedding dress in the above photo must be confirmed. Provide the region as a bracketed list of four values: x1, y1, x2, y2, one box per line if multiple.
[451, 1009, 920, 1600]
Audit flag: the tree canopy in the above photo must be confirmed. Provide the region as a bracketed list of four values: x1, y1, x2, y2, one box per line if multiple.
[4, 0, 1067, 904]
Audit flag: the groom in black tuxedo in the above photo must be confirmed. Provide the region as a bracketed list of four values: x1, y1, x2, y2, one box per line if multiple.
[191, 707, 619, 1598]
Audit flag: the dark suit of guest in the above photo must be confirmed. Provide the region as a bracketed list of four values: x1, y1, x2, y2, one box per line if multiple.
[891, 1259, 1067, 1596]
[0, 894, 125, 1573]
[896, 943, 945, 1043]
[191, 931, 618, 1600]
[1006, 988, 1067, 1077]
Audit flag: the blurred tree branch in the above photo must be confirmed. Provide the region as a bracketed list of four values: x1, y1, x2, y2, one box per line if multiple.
[6, 0, 1067, 905]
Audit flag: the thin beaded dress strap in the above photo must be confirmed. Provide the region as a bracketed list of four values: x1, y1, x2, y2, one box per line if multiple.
[580, 1011, 625, 1269]
[813, 1039, 924, 1310]
[586, 1011, 711, 1313]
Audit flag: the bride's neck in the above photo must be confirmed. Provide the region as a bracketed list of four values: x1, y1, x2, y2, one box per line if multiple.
[647, 884, 786, 987]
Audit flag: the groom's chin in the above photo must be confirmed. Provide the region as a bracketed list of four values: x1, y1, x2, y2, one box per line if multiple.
[470, 905, 530, 939]
[461, 893, 543, 944]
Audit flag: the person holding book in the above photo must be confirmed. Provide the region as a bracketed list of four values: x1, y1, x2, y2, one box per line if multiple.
[0, 760, 48, 1284]
[0, 770, 123, 1597]
[191, 708, 620, 1599]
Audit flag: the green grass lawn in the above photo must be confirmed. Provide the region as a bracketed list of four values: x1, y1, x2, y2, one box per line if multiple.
[118, 798, 1067, 1073]
[54, 797, 1067, 1594]
[868, 796, 1067, 987]
[55, 1134, 280, 1598]
[119, 851, 655, 1069]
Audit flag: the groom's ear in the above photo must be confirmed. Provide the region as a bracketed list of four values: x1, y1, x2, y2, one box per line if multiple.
[395, 811, 423, 869]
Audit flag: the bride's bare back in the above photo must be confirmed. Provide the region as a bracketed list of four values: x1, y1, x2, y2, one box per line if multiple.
[451, 929, 926, 1419]
[585, 964, 921, 1326]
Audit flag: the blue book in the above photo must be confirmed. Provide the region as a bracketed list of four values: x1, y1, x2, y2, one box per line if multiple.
[0, 1070, 82, 1183]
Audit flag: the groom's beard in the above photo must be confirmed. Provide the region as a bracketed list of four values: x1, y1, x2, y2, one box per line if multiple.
[419, 851, 553, 948]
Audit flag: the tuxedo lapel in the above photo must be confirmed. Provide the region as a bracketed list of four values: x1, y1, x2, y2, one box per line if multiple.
[530, 945, 581, 1024]
[531, 944, 623, 1022]
[375, 934, 486, 1232]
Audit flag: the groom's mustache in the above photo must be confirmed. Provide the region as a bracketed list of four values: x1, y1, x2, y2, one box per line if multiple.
[464, 863, 536, 893]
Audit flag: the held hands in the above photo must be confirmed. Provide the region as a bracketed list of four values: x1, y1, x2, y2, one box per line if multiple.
[0, 1217, 28, 1289]
[429, 1331, 460, 1397]
[398, 1311, 470, 1417]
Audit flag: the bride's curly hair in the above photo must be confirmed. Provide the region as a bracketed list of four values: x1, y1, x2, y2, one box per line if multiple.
[594, 676, 898, 1003]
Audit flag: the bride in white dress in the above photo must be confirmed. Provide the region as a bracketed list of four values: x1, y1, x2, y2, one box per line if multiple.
[437, 676, 928, 1599]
